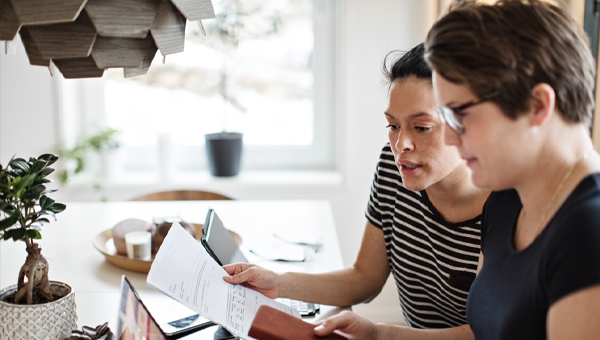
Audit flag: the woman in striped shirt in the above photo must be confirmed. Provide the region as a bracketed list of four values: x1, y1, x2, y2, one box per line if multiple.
[224, 43, 488, 337]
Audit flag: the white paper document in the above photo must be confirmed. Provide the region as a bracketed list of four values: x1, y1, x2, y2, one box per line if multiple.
[147, 223, 301, 339]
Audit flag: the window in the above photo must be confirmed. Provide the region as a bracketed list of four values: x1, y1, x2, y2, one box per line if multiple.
[59, 0, 337, 181]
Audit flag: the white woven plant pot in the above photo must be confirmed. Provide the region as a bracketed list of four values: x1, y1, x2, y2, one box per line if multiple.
[0, 281, 78, 340]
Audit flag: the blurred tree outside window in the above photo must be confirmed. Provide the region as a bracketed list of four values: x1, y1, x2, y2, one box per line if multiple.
[103, 0, 324, 174]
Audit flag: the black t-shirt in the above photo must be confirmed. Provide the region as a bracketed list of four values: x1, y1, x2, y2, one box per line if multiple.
[467, 173, 600, 340]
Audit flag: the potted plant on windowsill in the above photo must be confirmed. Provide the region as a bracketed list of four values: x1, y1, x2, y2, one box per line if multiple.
[196, 0, 281, 176]
[56, 127, 121, 185]
[56, 127, 121, 201]
[0, 154, 76, 339]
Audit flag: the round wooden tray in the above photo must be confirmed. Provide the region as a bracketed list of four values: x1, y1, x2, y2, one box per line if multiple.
[93, 223, 242, 273]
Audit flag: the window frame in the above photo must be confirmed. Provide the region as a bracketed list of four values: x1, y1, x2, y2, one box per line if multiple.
[56, 0, 340, 177]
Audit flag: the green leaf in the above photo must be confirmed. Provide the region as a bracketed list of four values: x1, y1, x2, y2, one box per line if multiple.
[39, 167, 55, 177]
[40, 189, 57, 196]
[25, 230, 42, 239]
[10, 228, 26, 241]
[14, 188, 25, 199]
[24, 211, 38, 221]
[36, 217, 50, 224]
[11, 157, 27, 164]
[74, 158, 84, 174]
[38, 210, 55, 219]
[30, 160, 46, 173]
[0, 214, 18, 230]
[28, 184, 46, 197]
[50, 203, 66, 213]
[10, 159, 30, 173]
[40, 195, 54, 210]
[39, 195, 47, 208]
[38, 153, 58, 166]
[0, 202, 11, 212]
[23, 200, 35, 209]
[2, 205, 16, 215]
[29, 225, 42, 231]
[15, 173, 36, 191]
[2, 231, 14, 240]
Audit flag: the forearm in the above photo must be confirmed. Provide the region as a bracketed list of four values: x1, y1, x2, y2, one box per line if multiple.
[376, 323, 474, 340]
[277, 222, 390, 306]
[314, 311, 473, 340]
[277, 268, 385, 306]
[223, 222, 389, 306]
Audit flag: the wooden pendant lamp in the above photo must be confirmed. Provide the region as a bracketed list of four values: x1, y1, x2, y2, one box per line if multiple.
[0, 0, 214, 78]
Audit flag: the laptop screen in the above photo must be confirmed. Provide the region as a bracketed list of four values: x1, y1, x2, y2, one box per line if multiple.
[117, 276, 168, 340]
[116, 276, 233, 340]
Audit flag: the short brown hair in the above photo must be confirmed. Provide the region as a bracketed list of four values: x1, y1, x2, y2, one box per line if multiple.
[425, 0, 595, 125]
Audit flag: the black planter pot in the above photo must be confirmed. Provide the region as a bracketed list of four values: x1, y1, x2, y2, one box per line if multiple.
[205, 132, 243, 176]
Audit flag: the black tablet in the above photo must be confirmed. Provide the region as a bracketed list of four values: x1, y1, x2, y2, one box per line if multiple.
[201, 208, 248, 266]
[200, 209, 320, 317]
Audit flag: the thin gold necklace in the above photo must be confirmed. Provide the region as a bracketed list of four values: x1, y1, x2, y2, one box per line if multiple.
[526, 151, 591, 237]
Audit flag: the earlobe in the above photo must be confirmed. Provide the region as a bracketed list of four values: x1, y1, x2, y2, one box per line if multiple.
[528, 83, 556, 127]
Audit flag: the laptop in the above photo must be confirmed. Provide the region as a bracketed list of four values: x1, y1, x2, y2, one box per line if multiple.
[116, 275, 234, 340]
[201, 208, 320, 317]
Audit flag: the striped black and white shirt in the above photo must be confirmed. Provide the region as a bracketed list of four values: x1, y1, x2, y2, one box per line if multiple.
[366, 143, 481, 329]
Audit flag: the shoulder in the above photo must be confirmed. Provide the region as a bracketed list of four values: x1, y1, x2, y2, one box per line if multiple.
[550, 174, 600, 244]
[567, 173, 600, 208]
[542, 175, 600, 305]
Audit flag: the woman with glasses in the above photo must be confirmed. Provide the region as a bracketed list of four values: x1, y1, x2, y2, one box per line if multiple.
[315, 1, 600, 339]
[223, 43, 489, 334]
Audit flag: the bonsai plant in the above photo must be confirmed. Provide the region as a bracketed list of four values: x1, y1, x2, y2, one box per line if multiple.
[194, 0, 281, 176]
[0, 153, 77, 339]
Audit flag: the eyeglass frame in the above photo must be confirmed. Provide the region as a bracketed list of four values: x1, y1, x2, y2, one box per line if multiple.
[436, 92, 499, 135]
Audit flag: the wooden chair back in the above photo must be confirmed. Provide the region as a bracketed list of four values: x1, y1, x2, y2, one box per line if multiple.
[131, 190, 232, 201]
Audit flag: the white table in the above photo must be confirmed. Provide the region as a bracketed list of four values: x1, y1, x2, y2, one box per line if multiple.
[0, 200, 347, 336]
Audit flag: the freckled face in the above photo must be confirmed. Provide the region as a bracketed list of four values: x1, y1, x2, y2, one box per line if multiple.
[386, 77, 464, 192]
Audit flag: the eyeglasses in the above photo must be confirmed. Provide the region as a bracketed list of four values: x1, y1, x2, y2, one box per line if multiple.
[436, 93, 498, 135]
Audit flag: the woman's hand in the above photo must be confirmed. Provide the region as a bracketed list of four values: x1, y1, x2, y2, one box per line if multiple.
[222, 263, 280, 298]
[314, 311, 379, 340]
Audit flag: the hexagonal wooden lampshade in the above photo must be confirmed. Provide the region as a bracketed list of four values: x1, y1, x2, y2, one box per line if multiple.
[0, 0, 214, 78]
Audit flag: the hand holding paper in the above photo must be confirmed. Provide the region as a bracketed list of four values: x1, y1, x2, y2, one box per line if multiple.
[146, 222, 300, 339]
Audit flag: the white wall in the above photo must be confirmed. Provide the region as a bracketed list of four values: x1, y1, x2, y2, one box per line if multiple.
[0, 42, 57, 161]
[0, 0, 434, 324]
